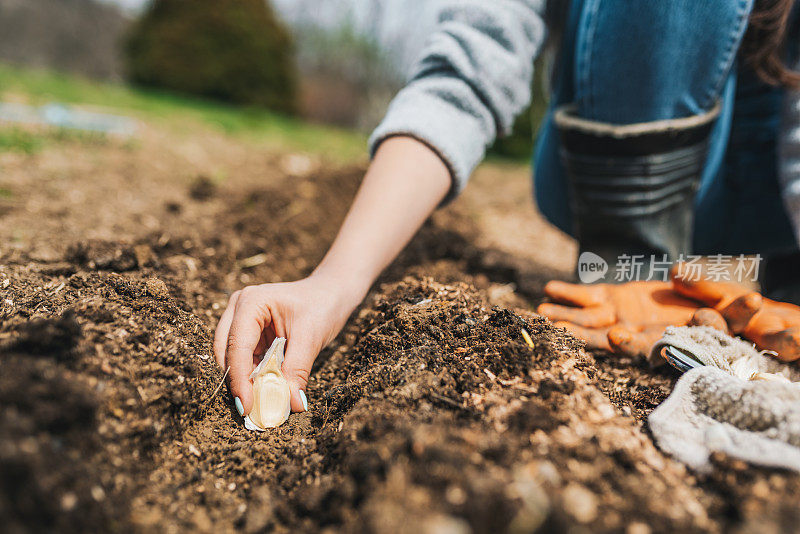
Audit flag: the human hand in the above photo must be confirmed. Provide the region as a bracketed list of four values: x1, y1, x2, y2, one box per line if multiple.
[536, 280, 726, 358]
[213, 275, 360, 417]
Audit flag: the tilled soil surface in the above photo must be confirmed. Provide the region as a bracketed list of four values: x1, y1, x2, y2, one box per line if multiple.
[1, 134, 799, 533]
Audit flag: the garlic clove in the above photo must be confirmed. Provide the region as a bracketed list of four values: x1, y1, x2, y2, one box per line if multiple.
[243, 337, 291, 430]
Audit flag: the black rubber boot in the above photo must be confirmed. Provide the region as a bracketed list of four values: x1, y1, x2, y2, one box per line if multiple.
[761, 250, 800, 305]
[555, 104, 720, 281]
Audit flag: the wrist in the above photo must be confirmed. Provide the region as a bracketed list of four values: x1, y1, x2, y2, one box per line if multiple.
[306, 268, 370, 312]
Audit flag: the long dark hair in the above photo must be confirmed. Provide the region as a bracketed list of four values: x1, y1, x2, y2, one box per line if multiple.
[741, 0, 800, 87]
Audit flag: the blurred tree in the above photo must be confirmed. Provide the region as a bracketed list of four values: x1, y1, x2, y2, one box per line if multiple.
[0, 0, 128, 80]
[294, 19, 401, 128]
[125, 0, 297, 112]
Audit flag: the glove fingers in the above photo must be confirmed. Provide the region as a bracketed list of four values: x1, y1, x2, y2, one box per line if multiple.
[689, 307, 729, 334]
[553, 321, 611, 351]
[753, 327, 800, 362]
[670, 264, 720, 305]
[607, 325, 665, 358]
[670, 263, 748, 307]
[537, 302, 616, 328]
[544, 280, 607, 307]
[718, 292, 762, 334]
[761, 298, 800, 322]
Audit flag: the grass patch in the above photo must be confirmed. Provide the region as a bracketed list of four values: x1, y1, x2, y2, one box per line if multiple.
[0, 63, 367, 162]
[0, 126, 111, 155]
[0, 128, 44, 154]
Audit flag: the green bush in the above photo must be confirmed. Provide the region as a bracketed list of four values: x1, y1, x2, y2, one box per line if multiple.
[125, 0, 297, 113]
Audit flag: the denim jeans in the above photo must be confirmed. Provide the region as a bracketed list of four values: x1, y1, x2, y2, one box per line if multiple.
[533, 0, 797, 255]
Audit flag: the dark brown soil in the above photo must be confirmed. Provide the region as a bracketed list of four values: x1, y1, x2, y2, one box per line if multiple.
[1, 137, 799, 534]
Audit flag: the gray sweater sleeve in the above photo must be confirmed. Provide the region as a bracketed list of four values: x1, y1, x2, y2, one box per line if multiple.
[368, 0, 548, 202]
[780, 57, 800, 246]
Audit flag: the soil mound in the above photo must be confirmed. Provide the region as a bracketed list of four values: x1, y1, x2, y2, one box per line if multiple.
[2, 164, 799, 533]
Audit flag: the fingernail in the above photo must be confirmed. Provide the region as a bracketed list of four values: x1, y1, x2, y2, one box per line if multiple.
[299, 390, 308, 412]
[234, 396, 244, 416]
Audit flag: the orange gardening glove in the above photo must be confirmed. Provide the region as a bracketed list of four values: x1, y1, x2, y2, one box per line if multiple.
[671, 265, 800, 362]
[536, 280, 727, 358]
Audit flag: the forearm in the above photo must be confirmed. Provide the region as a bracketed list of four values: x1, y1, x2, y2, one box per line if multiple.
[369, 0, 546, 201]
[310, 136, 451, 307]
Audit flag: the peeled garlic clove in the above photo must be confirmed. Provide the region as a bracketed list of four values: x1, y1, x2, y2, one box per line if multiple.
[244, 337, 291, 431]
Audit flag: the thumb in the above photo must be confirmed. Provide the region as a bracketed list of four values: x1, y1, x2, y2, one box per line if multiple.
[282, 335, 318, 413]
[226, 296, 271, 417]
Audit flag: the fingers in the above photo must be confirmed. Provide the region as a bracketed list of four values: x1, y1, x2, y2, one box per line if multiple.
[744, 311, 800, 362]
[607, 325, 665, 358]
[752, 326, 800, 362]
[670, 266, 724, 306]
[718, 292, 762, 334]
[226, 290, 273, 416]
[213, 290, 240, 368]
[670, 263, 764, 334]
[760, 298, 800, 322]
[537, 302, 615, 328]
[739, 298, 800, 361]
[689, 307, 728, 334]
[553, 321, 611, 351]
[282, 333, 318, 412]
[670, 263, 748, 307]
[544, 280, 607, 307]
